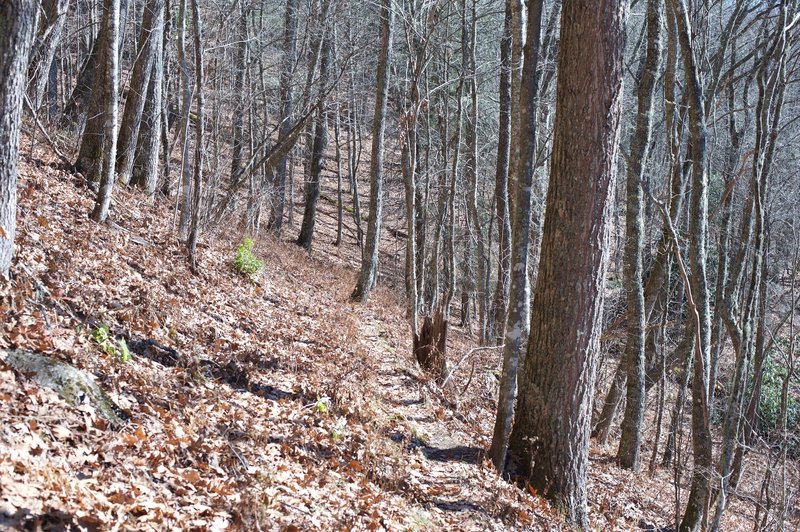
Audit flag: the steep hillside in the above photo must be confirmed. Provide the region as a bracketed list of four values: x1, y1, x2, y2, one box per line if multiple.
[0, 136, 767, 531]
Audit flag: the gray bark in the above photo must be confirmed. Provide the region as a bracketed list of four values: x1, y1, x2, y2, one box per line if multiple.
[187, 0, 204, 271]
[27, 0, 69, 114]
[0, 0, 35, 277]
[116, 0, 165, 185]
[131, 7, 165, 195]
[351, 0, 393, 302]
[489, 0, 513, 345]
[617, 0, 662, 471]
[489, 0, 544, 474]
[89, 0, 121, 223]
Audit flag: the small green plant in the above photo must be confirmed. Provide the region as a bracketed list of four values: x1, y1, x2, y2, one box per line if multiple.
[91, 324, 132, 362]
[233, 238, 264, 280]
[315, 396, 331, 414]
[331, 417, 347, 443]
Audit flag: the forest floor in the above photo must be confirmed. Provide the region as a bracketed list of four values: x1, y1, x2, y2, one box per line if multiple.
[0, 135, 766, 531]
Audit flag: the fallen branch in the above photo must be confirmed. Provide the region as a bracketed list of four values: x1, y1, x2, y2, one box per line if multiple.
[441, 345, 503, 389]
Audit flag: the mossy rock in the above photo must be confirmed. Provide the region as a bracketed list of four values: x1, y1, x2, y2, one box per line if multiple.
[1, 349, 128, 425]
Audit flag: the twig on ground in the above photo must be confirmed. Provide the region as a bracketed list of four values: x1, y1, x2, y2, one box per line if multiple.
[441, 345, 503, 389]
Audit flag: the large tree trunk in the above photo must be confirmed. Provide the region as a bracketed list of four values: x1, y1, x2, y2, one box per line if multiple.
[507, 3, 625, 527]
[488, 0, 544, 474]
[617, 0, 662, 471]
[0, 1, 36, 278]
[89, 0, 121, 222]
[351, 0, 393, 302]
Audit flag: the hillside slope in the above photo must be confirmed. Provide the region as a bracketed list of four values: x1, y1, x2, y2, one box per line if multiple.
[0, 137, 759, 531]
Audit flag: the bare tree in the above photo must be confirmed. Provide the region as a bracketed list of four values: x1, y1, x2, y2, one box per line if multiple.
[351, 0, 393, 302]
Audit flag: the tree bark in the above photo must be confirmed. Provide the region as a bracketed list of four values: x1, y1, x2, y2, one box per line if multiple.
[268, 0, 300, 234]
[131, 6, 165, 195]
[89, 0, 121, 222]
[668, 1, 714, 529]
[0, 0, 35, 277]
[187, 0, 204, 271]
[296, 31, 333, 251]
[617, 0, 662, 471]
[27, 0, 69, 115]
[351, 0, 393, 302]
[489, 0, 545, 473]
[116, 0, 165, 186]
[507, 3, 625, 527]
[489, 0, 513, 345]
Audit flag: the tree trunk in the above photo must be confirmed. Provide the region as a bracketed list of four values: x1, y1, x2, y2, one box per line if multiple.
[89, 0, 121, 222]
[0, 1, 35, 277]
[27, 0, 69, 115]
[668, 2, 714, 529]
[351, 0, 393, 302]
[268, 0, 300, 234]
[131, 6, 165, 195]
[116, 0, 165, 186]
[187, 0, 204, 271]
[507, 3, 625, 527]
[489, 0, 513, 346]
[489, 0, 545, 474]
[177, 0, 193, 238]
[296, 32, 333, 251]
[617, 0, 662, 471]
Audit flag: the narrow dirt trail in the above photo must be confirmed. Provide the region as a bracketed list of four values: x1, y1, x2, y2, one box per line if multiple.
[356, 312, 523, 531]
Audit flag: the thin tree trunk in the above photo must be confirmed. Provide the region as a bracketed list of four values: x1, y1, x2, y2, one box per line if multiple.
[617, 0, 662, 471]
[296, 31, 333, 251]
[489, 0, 545, 474]
[351, 0, 393, 302]
[268, 0, 300, 234]
[187, 0, 204, 271]
[668, 2, 714, 529]
[90, 0, 121, 222]
[28, 0, 69, 115]
[489, 0, 513, 346]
